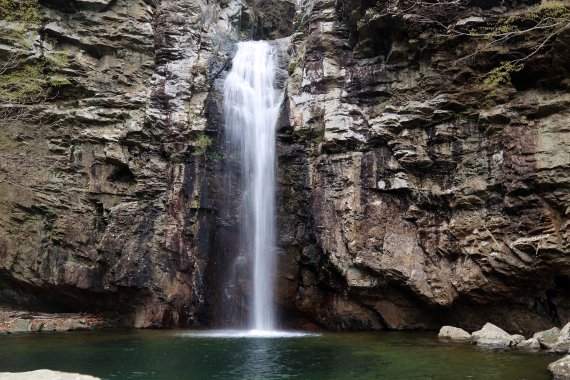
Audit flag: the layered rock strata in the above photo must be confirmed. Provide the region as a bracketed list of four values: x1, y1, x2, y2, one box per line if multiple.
[0, 0, 568, 331]
[275, 0, 570, 331]
[0, 0, 294, 328]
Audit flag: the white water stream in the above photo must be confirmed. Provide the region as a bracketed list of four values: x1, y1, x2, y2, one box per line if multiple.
[223, 41, 279, 331]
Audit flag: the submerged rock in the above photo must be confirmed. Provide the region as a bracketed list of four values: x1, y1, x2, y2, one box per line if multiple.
[438, 326, 471, 341]
[548, 355, 570, 380]
[0, 370, 100, 380]
[471, 323, 515, 348]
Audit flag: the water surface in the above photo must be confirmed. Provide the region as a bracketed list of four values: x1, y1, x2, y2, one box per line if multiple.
[0, 330, 559, 379]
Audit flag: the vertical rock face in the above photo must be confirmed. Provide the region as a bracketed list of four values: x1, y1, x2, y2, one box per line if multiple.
[0, 0, 568, 331]
[0, 0, 295, 328]
[276, 0, 570, 331]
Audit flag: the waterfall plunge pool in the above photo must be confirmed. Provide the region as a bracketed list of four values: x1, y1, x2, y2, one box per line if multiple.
[0, 330, 559, 379]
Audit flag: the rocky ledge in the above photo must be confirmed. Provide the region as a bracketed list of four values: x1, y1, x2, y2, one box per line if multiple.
[0, 310, 108, 334]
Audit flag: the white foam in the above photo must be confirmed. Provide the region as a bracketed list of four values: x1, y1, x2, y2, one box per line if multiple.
[177, 330, 317, 339]
[224, 41, 279, 330]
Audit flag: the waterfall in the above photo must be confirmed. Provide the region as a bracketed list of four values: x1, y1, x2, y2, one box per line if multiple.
[223, 41, 279, 331]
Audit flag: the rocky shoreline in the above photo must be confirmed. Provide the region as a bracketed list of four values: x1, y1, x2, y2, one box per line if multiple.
[439, 322, 570, 379]
[440, 322, 570, 352]
[0, 310, 108, 334]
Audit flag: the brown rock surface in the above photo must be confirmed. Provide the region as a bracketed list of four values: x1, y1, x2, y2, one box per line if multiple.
[549, 355, 570, 380]
[0, 0, 297, 328]
[0, 0, 568, 331]
[275, 0, 570, 331]
[0, 310, 107, 333]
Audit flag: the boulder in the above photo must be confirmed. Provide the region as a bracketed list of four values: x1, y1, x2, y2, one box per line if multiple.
[548, 355, 570, 380]
[553, 323, 570, 353]
[438, 326, 471, 341]
[511, 334, 525, 345]
[534, 327, 561, 349]
[518, 338, 541, 350]
[471, 323, 515, 348]
[0, 370, 100, 379]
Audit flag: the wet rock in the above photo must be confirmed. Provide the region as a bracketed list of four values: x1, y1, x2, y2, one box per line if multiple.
[511, 334, 526, 345]
[534, 327, 561, 350]
[552, 323, 570, 353]
[438, 326, 471, 341]
[0, 0, 258, 329]
[0, 311, 107, 334]
[471, 323, 515, 348]
[518, 338, 541, 350]
[548, 355, 570, 380]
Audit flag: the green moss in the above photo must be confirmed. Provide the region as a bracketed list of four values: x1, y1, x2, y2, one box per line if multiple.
[0, 132, 24, 149]
[191, 134, 212, 157]
[0, 0, 41, 48]
[207, 151, 223, 160]
[294, 113, 325, 143]
[287, 61, 296, 76]
[0, 52, 71, 104]
[0, 1, 70, 105]
[0, 0, 41, 23]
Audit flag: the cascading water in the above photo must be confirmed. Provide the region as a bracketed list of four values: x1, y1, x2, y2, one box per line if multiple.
[223, 41, 279, 332]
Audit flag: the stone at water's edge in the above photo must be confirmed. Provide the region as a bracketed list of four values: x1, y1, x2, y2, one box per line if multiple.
[438, 326, 471, 341]
[438, 322, 570, 353]
[549, 355, 570, 380]
[553, 323, 570, 353]
[511, 334, 526, 345]
[534, 327, 562, 350]
[519, 338, 541, 350]
[0, 311, 108, 334]
[0, 370, 100, 380]
[471, 323, 515, 348]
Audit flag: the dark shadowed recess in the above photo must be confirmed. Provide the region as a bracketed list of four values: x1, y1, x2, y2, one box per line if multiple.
[0, 269, 149, 323]
[237, 0, 297, 40]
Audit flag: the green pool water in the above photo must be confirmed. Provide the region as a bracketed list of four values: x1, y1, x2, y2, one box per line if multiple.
[0, 329, 560, 379]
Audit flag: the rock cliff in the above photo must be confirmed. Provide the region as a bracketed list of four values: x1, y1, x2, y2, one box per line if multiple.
[277, 0, 570, 332]
[0, 0, 568, 331]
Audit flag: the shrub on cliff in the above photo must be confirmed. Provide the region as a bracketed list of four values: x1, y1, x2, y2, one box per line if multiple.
[376, 0, 570, 94]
